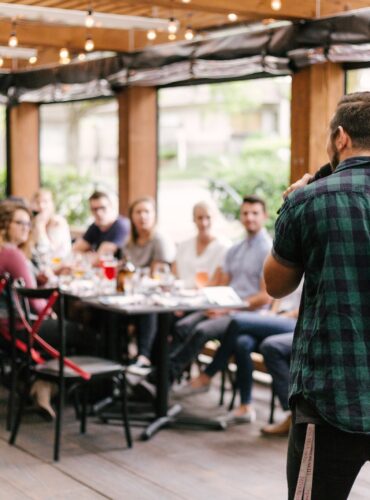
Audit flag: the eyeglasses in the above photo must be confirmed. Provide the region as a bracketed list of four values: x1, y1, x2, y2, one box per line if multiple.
[90, 205, 108, 213]
[12, 219, 31, 228]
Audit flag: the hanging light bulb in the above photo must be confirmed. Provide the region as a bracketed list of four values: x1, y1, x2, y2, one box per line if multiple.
[59, 47, 69, 59]
[29, 55, 37, 65]
[271, 0, 282, 11]
[85, 8, 95, 28]
[60, 56, 70, 65]
[181, 0, 191, 3]
[8, 22, 18, 48]
[147, 29, 157, 41]
[78, 52, 87, 61]
[228, 13, 238, 22]
[168, 33, 176, 41]
[184, 27, 194, 41]
[168, 17, 178, 34]
[0, 57, 4, 68]
[85, 35, 94, 52]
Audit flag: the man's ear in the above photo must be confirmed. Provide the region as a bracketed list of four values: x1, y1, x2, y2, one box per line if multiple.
[336, 126, 351, 151]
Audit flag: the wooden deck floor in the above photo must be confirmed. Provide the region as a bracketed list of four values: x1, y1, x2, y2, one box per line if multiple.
[0, 381, 369, 500]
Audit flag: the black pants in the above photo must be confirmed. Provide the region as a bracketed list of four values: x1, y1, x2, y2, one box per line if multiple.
[287, 422, 370, 500]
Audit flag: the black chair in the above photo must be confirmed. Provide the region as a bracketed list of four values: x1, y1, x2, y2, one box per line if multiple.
[7, 283, 132, 461]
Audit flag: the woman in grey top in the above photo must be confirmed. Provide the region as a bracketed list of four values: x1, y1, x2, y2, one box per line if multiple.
[123, 197, 175, 373]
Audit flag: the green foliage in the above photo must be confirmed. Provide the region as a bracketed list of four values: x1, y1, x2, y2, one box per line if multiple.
[0, 168, 6, 199]
[41, 167, 95, 226]
[208, 138, 290, 232]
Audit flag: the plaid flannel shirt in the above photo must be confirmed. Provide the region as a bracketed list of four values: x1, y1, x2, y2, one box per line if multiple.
[273, 156, 370, 433]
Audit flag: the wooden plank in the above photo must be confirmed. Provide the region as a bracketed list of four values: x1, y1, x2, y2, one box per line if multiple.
[290, 62, 345, 182]
[117, 87, 158, 215]
[8, 103, 40, 199]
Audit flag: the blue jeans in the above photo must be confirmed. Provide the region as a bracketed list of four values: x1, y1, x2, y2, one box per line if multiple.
[205, 312, 296, 404]
[260, 332, 293, 411]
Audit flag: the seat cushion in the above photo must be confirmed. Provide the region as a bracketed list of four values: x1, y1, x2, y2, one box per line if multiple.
[35, 356, 124, 378]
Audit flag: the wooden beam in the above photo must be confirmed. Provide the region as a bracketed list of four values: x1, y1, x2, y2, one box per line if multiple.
[117, 87, 158, 215]
[8, 103, 40, 199]
[290, 62, 345, 182]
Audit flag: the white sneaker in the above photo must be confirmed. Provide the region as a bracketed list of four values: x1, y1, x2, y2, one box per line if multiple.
[221, 408, 257, 425]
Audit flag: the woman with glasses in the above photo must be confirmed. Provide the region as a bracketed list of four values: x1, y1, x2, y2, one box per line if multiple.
[0, 201, 79, 420]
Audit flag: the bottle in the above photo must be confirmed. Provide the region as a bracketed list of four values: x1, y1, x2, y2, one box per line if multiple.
[116, 254, 136, 292]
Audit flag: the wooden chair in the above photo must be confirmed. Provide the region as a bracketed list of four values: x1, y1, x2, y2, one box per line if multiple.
[7, 282, 132, 461]
[199, 340, 276, 423]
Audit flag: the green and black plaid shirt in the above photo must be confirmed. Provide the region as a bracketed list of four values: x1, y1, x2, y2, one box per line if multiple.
[273, 156, 370, 433]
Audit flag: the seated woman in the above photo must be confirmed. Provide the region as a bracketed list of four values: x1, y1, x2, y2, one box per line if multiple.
[31, 188, 71, 260]
[175, 286, 301, 423]
[123, 197, 175, 372]
[0, 201, 79, 420]
[173, 201, 229, 288]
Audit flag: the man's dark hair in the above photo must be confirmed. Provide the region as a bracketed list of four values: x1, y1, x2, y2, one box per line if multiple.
[242, 195, 266, 213]
[88, 190, 110, 203]
[330, 92, 370, 150]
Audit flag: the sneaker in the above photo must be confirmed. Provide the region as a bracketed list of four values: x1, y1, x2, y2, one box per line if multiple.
[260, 414, 291, 437]
[126, 360, 152, 377]
[221, 408, 256, 425]
[171, 382, 210, 399]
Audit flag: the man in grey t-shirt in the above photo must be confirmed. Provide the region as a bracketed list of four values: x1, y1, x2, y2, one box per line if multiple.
[169, 195, 272, 382]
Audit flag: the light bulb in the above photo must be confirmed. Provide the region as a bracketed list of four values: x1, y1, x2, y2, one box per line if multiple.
[0, 57, 4, 67]
[181, 0, 191, 3]
[168, 33, 176, 41]
[147, 29, 157, 41]
[271, 0, 282, 11]
[60, 56, 70, 65]
[59, 47, 69, 59]
[228, 13, 238, 22]
[184, 27, 194, 41]
[168, 17, 178, 34]
[78, 52, 87, 61]
[85, 36, 94, 52]
[85, 9, 95, 28]
[8, 33, 18, 48]
[29, 55, 37, 64]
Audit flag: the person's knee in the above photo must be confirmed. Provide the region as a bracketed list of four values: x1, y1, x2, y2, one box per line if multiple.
[260, 338, 276, 358]
[235, 335, 254, 354]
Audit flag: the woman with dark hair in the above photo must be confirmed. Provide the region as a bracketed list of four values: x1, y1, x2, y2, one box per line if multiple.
[123, 197, 175, 373]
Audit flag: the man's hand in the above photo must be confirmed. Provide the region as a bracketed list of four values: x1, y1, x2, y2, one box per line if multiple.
[283, 173, 312, 199]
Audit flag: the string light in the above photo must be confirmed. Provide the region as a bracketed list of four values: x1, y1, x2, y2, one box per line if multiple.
[29, 55, 37, 64]
[59, 47, 69, 59]
[147, 29, 157, 41]
[184, 27, 194, 41]
[271, 0, 282, 11]
[168, 33, 176, 41]
[228, 13, 238, 22]
[78, 52, 87, 61]
[85, 8, 95, 28]
[0, 57, 4, 67]
[167, 17, 178, 34]
[85, 35, 94, 52]
[181, 0, 191, 3]
[8, 22, 18, 48]
[60, 56, 70, 64]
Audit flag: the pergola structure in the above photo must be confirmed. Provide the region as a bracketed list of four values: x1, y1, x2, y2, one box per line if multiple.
[1, 0, 370, 214]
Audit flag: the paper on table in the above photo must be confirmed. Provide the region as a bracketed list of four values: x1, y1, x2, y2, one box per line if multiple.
[202, 287, 243, 306]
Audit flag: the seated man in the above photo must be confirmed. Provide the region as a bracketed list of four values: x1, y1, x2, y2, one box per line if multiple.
[73, 190, 129, 259]
[259, 332, 293, 436]
[169, 195, 272, 384]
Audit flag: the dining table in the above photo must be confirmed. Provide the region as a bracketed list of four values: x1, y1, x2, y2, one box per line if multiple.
[61, 279, 246, 440]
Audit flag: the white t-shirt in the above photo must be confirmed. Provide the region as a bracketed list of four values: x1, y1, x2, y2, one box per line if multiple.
[175, 237, 230, 288]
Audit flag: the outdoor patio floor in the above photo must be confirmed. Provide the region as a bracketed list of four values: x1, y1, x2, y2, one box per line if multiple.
[0, 380, 369, 499]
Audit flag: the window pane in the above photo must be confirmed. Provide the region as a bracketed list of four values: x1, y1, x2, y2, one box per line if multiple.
[346, 68, 370, 93]
[40, 98, 118, 226]
[158, 78, 291, 242]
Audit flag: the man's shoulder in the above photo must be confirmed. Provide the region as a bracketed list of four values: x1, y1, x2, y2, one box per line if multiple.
[115, 215, 130, 228]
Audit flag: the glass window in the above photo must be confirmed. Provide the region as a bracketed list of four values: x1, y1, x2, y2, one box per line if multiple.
[346, 68, 370, 93]
[40, 98, 118, 226]
[157, 77, 291, 243]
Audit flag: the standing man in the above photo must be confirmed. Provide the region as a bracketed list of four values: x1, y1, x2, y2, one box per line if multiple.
[73, 191, 130, 258]
[264, 92, 370, 499]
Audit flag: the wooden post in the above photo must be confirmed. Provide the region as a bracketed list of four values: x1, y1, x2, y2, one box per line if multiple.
[7, 103, 40, 198]
[117, 87, 158, 215]
[290, 63, 345, 182]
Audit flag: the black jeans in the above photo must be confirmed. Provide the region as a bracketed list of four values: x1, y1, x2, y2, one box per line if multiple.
[287, 422, 370, 500]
